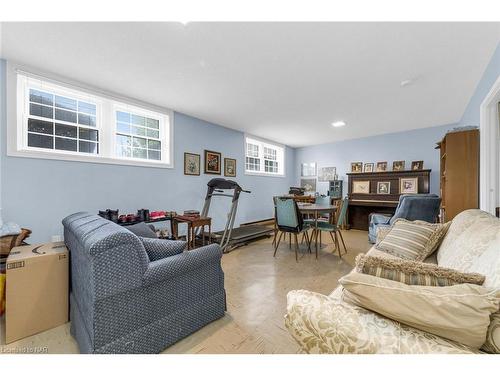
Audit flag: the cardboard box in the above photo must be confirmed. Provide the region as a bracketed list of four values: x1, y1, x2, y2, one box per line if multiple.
[6, 242, 68, 343]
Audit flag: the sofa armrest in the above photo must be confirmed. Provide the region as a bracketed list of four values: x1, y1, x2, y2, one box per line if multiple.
[140, 237, 186, 261]
[369, 213, 392, 226]
[284, 289, 477, 354]
[142, 243, 222, 286]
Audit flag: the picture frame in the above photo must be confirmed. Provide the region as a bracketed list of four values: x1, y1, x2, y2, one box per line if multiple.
[400, 177, 418, 194]
[204, 150, 222, 174]
[301, 162, 317, 177]
[377, 181, 391, 194]
[411, 160, 424, 170]
[300, 178, 317, 193]
[318, 166, 336, 182]
[376, 161, 388, 172]
[184, 152, 201, 175]
[224, 158, 237, 177]
[392, 160, 405, 171]
[351, 162, 363, 173]
[352, 180, 370, 194]
[364, 163, 374, 173]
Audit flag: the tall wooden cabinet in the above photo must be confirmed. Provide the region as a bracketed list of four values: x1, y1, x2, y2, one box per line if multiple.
[436, 129, 479, 222]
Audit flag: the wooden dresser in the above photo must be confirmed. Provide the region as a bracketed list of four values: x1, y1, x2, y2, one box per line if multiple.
[436, 129, 479, 222]
[347, 169, 431, 230]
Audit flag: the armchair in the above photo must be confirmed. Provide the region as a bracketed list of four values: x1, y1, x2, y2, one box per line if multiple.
[62, 212, 226, 353]
[368, 194, 441, 243]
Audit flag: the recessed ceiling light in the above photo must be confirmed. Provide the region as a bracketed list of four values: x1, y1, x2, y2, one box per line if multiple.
[400, 79, 413, 87]
[332, 121, 346, 128]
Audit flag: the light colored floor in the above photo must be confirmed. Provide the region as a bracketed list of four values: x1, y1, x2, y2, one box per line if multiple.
[0, 229, 371, 354]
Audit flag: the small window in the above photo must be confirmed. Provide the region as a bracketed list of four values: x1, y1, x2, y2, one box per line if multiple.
[115, 110, 162, 161]
[14, 71, 173, 168]
[27, 88, 99, 154]
[245, 136, 285, 176]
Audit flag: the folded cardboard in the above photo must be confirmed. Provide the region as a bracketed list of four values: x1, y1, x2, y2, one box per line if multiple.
[6, 242, 68, 344]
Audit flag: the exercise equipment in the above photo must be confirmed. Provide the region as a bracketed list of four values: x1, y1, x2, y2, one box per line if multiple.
[200, 178, 273, 252]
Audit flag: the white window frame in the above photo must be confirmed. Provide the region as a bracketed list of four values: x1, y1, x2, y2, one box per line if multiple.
[244, 135, 285, 177]
[7, 64, 174, 169]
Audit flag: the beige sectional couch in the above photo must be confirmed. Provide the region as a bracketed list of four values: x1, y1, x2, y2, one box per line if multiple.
[285, 209, 500, 354]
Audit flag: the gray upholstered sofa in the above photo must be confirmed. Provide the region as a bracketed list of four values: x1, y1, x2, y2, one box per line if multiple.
[62, 212, 226, 354]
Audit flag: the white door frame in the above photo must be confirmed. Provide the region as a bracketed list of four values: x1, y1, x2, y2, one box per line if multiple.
[479, 74, 500, 215]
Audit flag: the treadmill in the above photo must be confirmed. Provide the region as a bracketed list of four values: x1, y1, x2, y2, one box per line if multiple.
[200, 178, 274, 252]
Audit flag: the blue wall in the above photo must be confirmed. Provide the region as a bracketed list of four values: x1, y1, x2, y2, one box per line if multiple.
[0, 60, 295, 243]
[295, 123, 457, 196]
[459, 42, 500, 126]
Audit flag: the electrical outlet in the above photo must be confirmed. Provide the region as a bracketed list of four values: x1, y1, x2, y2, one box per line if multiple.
[51, 235, 62, 243]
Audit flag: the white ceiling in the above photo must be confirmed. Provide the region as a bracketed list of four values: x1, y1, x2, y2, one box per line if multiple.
[1, 22, 499, 147]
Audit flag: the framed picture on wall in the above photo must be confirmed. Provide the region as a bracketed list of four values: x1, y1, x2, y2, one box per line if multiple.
[184, 152, 200, 175]
[300, 178, 317, 193]
[411, 160, 424, 170]
[352, 180, 370, 194]
[377, 181, 391, 194]
[400, 177, 418, 194]
[224, 158, 237, 177]
[204, 150, 222, 174]
[301, 162, 317, 177]
[318, 167, 336, 182]
[364, 163, 374, 172]
[351, 162, 363, 173]
[376, 161, 388, 172]
[393, 160, 405, 171]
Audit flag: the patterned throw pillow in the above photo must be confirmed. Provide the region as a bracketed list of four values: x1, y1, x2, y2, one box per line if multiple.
[355, 254, 485, 287]
[376, 219, 451, 261]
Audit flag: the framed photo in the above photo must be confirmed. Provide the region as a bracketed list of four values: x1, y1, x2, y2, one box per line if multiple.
[351, 162, 363, 173]
[204, 150, 221, 174]
[224, 158, 237, 177]
[300, 178, 316, 193]
[392, 160, 405, 171]
[377, 181, 391, 194]
[364, 163, 374, 173]
[400, 177, 418, 194]
[318, 166, 336, 182]
[184, 152, 200, 175]
[352, 180, 370, 194]
[376, 161, 388, 172]
[411, 160, 424, 170]
[301, 162, 317, 177]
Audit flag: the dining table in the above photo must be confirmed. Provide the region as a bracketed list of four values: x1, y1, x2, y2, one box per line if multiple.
[297, 202, 337, 258]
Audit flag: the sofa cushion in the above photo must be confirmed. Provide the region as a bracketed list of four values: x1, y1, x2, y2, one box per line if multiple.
[126, 222, 157, 239]
[376, 219, 450, 261]
[355, 254, 485, 286]
[286, 289, 478, 354]
[339, 272, 500, 349]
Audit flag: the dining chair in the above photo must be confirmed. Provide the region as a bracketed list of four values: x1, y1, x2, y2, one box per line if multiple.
[273, 197, 311, 262]
[312, 197, 349, 257]
[304, 195, 332, 247]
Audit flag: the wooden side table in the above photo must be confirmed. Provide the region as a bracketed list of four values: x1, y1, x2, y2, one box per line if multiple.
[173, 217, 212, 250]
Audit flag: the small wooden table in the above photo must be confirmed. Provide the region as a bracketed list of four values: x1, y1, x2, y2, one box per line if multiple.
[172, 217, 212, 250]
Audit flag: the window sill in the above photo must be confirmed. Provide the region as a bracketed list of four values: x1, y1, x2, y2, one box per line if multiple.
[244, 170, 285, 178]
[7, 148, 174, 169]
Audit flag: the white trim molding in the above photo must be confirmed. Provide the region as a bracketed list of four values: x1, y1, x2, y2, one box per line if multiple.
[479, 74, 500, 215]
[6, 62, 174, 169]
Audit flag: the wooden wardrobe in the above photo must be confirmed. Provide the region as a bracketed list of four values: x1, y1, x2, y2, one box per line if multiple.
[436, 128, 479, 222]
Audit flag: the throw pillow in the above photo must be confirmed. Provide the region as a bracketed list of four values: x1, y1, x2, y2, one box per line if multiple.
[339, 272, 500, 349]
[376, 219, 450, 261]
[125, 222, 157, 239]
[355, 254, 485, 286]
